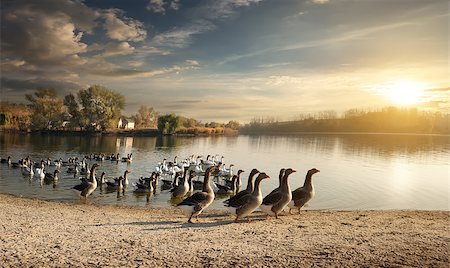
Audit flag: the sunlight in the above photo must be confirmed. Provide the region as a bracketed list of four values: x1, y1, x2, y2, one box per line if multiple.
[376, 80, 430, 105]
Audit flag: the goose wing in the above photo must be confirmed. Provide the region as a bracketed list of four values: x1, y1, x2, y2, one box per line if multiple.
[177, 192, 207, 206]
[225, 192, 251, 208]
[73, 181, 88, 191]
[224, 189, 249, 205]
[262, 189, 282, 205]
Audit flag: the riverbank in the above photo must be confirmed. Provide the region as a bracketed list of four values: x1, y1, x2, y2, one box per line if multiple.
[0, 194, 448, 267]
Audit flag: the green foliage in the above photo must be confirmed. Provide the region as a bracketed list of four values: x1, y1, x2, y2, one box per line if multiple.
[157, 114, 181, 134]
[133, 105, 158, 128]
[64, 85, 125, 131]
[25, 88, 65, 130]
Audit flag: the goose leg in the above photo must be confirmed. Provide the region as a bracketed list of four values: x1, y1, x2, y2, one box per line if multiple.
[234, 216, 239, 223]
[298, 208, 301, 214]
[188, 214, 193, 223]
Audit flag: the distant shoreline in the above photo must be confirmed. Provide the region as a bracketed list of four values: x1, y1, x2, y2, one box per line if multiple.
[0, 128, 449, 137]
[1, 193, 448, 267]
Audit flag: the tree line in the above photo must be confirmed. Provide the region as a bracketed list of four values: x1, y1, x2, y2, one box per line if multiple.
[240, 107, 449, 134]
[0, 86, 239, 135]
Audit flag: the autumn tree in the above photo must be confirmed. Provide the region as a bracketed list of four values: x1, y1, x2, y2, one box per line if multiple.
[25, 88, 65, 130]
[133, 105, 158, 128]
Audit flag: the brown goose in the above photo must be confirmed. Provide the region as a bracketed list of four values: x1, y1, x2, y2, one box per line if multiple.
[73, 163, 100, 200]
[223, 168, 259, 207]
[226, 172, 270, 223]
[177, 166, 217, 223]
[263, 168, 285, 198]
[171, 167, 190, 199]
[287, 168, 320, 214]
[260, 168, 296, 219]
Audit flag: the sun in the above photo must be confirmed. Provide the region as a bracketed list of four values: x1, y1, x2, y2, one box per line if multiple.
[378, 80, 428, 105]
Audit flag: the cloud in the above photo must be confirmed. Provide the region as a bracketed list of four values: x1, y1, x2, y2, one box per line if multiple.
[198, 0, 263, 20]
[147, 0, 166, 14]
[146, 0, 181, 14]
[128, 61, 145, 68]
[152, 21, 216, 48]
[311, 0, 330, 4]
[102, 9, 147, 42]
[1, 77, 82, 95]
[151, 0, 262, 49]
[1, 1, 89, 67]
[89, 42, 135, 58]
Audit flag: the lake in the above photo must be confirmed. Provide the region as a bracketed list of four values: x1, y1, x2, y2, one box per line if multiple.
[0, 133, 448, 211]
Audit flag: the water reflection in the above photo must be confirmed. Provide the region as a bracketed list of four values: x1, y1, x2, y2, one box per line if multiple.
[0, 133, 448, 210]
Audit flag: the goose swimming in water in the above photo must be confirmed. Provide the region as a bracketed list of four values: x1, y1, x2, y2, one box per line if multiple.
[177, 166, 217, 223]
[73, 163, 100, 200]
[260, 168, 296, 219]
[171, 168, 194, 199]
[215, 175, 238, 195]
[287, 168, 320, 214]
[44, 169, 60, 182]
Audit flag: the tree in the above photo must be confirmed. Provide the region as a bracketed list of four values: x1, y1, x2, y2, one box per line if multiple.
[157, 114, 181, 134]
[225, 120, 240, 130]
[65, 85, 125, 131]
[25, 88, 65, 130]
[133, 105, 158, 128]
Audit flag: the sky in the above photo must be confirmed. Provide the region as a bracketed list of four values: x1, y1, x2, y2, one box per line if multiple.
[0, 0, 448, 122]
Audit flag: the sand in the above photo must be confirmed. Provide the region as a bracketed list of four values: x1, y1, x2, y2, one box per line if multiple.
[0, 194, 448, 267]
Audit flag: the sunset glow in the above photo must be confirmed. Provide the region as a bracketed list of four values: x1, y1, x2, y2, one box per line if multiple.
[0, 0, 448, 121]
[377, 80, 429, 106]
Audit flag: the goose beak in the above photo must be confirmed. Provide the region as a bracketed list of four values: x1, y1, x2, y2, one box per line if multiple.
[292, 169, 297, 173]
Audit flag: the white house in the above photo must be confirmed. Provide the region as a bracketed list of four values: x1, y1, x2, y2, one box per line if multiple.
[117, 118, 135, 130]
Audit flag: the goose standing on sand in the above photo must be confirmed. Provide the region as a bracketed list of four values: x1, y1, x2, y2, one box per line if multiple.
[73, 163, 100, 200]
[226, 172, 271, 223]
[224, 168, 259, 207]
[287, 168, 320, 214]
[177, 166, 217, 223]
[260, 168, 296, 219]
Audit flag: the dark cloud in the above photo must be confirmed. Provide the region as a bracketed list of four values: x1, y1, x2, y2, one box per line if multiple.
[1, 77, 81, 95]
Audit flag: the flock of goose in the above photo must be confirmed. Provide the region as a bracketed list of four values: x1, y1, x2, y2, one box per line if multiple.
[0, 153, 320, 223]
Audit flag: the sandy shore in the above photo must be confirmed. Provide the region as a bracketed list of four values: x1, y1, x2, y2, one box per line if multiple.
[0, 194, 448, 267]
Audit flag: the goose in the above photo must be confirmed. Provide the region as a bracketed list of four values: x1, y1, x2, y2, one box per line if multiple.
[44, 170, 60, 182]
[134, 175, 155, 193]
[225, 172, 271, 223]
[73, 163, 100, 200]
[219, 164, 234, 178]
[177, 166, 217, 223]
[287, 168, 320, 214]
[97, 172, 106, 184]
[122, 170, 130, 187]
[106, 176, 124, 191]
[260, 168, 296, 219]
[171, 167, 190, 199]
[224, 168, 259, 207]
[22, 162, 35, 177]
[121, 153, 133, 163]
[35, 164, 46, 180]
[215, 175, 238, 195]
[225, 169, 244, 189]
[262, 169, 285, 200]
[0, 156, 11, 164]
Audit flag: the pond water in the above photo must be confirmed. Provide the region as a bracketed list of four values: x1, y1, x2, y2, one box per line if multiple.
[0, 133, 448, 210]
